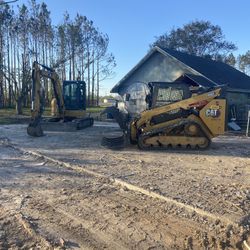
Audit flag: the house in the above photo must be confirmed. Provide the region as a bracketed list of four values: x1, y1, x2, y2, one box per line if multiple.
[111, 46, 250, 126]
[102, 97, 117, 106]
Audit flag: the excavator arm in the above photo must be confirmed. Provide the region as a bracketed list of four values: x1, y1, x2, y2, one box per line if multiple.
[27, 61, 65, 137]
[39, 65, 65, 117]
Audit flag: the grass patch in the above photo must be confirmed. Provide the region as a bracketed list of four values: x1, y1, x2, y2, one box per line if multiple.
[86, 106, 105, 113]
[0, 117, 28, 125]
[0, 108, 30, 125]
[0, 106, 105, 125]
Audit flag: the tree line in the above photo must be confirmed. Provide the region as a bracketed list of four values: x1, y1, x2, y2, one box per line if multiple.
[0, 0, 116, 113]
[151, 20, 250, 75]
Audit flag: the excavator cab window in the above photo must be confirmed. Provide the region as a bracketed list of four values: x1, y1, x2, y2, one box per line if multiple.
[63, 81, 86, 110]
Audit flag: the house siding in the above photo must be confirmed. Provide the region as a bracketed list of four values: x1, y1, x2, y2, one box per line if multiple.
[118, 52, 200, 95]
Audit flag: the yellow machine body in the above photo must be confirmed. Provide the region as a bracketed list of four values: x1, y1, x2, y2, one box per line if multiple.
[51, 98, 87, 119]
[129, 86, 226, 149]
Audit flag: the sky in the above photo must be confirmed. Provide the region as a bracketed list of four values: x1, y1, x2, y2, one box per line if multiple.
[14, 0, 250, 95]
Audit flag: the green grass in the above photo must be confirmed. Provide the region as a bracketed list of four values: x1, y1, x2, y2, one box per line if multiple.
[0, 107, 30, 125]
[0, 106, 105, 124]
[0, 107, 50, 116]
[86, 106, 105, 113]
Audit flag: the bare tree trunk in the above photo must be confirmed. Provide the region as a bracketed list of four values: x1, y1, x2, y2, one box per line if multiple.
[7, 33, 12, 107]
[72, 47, 75, 80]
[87, 49, 90, 106]
[44, 36, 49, 104]
[91, 51, 95, 106]
[97, 59, 99, 106]
[16, 96, 22, 115]
[69, 52, 72, 80]
[81, 54, 84, 81]
[0, 35, 4, 108]
[3, 56, 7, 106]
[0, 82, 3, 108]
[17, 46, 21, 93]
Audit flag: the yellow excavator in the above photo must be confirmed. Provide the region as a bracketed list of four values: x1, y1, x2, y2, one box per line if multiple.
[102, 82, 226, 149]
[27, 61, 93, 137]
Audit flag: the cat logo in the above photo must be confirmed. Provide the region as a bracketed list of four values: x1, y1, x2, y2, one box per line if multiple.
[205, 108, 220, 117]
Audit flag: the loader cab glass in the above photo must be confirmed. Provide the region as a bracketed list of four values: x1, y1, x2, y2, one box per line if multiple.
[150, 82, 191, 108]
[123, 82, 150, 116]
[63, 81, 86, 110]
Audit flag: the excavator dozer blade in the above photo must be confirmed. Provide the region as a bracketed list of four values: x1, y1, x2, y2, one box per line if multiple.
[27, 123, 44, 137]
[101, 131, 126, 149]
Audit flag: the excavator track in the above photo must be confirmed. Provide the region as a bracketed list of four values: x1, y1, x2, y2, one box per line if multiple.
[137, 120, 211, 150]
[75, 117, 94, 130]
[39, 117, 94, 132]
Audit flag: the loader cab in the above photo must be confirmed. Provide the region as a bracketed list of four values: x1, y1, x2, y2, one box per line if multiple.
[148, 82, 191, 108]
[63, 81, 86, 110]
[123, 81, 192, 115]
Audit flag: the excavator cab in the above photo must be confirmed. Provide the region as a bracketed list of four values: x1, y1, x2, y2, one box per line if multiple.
[63, 81, 86, 110]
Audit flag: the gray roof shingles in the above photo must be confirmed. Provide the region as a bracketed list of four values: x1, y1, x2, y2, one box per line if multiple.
[162, 47, 250, 90]
[178, 74, 217, 88]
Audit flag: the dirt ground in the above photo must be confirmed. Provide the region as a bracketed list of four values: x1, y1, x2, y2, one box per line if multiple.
[0, 122, 250, 249]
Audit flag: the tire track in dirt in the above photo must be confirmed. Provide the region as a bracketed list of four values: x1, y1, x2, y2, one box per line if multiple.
[0, 205, 53, 250]
[13, 144, 239, 227]
[1, 139, 248, 249]
[8, 173, 242, 250]
[25, 190, 130, 250]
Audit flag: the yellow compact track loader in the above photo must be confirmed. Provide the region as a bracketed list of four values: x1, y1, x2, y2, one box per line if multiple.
[27, 61, 93, 137]
[103, 82, 226, 150]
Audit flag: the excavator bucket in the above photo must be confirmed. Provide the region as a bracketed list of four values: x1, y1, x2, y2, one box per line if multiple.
[27, 121, 44, 137]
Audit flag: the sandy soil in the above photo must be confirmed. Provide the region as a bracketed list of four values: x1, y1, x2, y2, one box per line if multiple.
[0, 123, 249, 249]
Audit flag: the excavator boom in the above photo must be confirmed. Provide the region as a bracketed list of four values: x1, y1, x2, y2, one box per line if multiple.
[27, 62, 45, 137]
